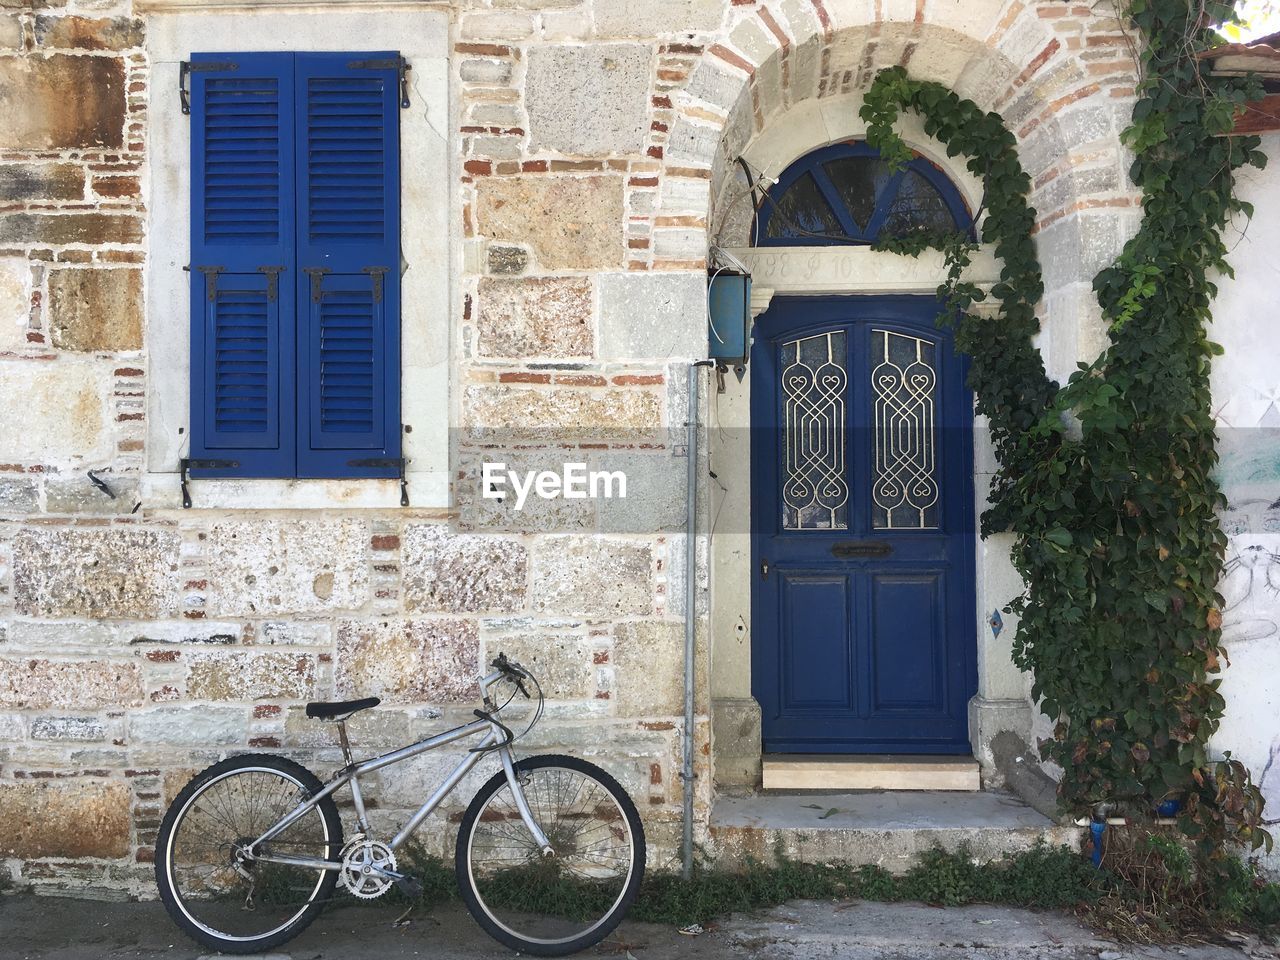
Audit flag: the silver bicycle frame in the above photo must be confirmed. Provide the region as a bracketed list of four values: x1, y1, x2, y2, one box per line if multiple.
[247, 668, 552, 872]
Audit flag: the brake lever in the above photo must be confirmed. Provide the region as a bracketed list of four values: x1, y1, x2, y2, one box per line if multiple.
[494, 653, 531, 698]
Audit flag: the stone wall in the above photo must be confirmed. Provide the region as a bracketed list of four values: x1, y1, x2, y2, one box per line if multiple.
[0, 514, 698, 893]
[0, 0, 709, 893]
[0, 0, 1197, 895]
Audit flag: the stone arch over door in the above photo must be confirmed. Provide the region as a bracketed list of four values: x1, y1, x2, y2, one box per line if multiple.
[660, 1, 1142, 787]
[649, 0, 1142, 381]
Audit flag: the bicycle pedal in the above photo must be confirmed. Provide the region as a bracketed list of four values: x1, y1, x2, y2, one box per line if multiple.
[394, 875, 423, 900]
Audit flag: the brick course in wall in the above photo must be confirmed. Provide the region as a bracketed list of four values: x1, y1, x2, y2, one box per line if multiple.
[0, 0, 1143, 894]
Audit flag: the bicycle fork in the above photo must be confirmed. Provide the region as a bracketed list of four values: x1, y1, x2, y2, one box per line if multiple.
[497, 744, 555, 858]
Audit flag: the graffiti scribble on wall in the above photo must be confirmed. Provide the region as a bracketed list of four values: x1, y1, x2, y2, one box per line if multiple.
[1261, 741, 1280, 827]
[1221, 512, 1280, 647]
[1213, 414, 1280, 837]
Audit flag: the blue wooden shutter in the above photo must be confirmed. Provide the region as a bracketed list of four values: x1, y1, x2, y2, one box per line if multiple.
[294, 52, 401, 479]
[189, 52, 296, 477]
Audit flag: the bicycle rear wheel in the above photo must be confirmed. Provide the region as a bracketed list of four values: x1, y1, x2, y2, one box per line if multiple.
[155, 754, 342, 954]
[456, 754, 646, 956]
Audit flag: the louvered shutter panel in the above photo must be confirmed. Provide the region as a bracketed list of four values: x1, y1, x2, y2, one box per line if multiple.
[294, 53, 401, 479]
[189, 52, 297, 477]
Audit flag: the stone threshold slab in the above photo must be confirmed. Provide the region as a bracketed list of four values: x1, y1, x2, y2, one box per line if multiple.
[762, 755, 981, 792]
[713, 789, 1053, 832]
[708, 790, 1083, 872]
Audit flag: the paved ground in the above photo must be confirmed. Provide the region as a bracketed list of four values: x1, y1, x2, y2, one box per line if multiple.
[1, 895, 1277, 960]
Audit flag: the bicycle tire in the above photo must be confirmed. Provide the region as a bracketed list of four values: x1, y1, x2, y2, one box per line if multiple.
[155, 753, 343, 954]
[456, 754, 646, 956]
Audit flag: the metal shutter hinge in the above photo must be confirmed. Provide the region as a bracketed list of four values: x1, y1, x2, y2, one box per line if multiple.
[303, 267, 330, 303]
[258, 265, 285, 302]
[347, 456, 409, 506]
[348, 55, 411, 109]
[179, 457, 241, 509]
[180, 60, 238, 116]
[363, 266, 388, 304]
[185, 265, 224, 301]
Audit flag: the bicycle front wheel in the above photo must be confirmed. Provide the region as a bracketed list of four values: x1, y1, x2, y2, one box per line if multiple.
[155, 754, 343, 954]
[456, 754, 646, 956]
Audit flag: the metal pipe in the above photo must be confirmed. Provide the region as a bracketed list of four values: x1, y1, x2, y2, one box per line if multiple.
[682, 360, 706, 881]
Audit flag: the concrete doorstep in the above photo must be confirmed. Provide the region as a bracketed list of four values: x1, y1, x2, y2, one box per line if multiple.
[0, 893, 1276, 960]
[709, 789, 1084, 871]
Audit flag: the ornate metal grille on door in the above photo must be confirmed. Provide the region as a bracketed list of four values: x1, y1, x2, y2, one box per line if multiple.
[781, 331, 849, 530]
[871, 328, 939, 529]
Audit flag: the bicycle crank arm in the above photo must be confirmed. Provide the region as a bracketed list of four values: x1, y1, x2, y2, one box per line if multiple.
[369, 864, 423, 900]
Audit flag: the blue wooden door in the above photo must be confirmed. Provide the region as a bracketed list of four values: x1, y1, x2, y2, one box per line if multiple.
[751, 296, 977, 754]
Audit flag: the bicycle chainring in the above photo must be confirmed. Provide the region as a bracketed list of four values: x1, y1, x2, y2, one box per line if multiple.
[339, 836, 397, 900]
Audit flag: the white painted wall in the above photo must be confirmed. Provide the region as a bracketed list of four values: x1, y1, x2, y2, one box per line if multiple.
[1208, 133, 1280, 844]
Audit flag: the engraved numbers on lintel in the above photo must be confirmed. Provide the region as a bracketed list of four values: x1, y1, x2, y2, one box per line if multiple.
[781, 331, 849, 530]
[872, 328, 939, 530]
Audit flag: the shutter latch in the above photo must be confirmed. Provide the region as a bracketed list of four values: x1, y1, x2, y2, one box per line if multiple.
[180, 60, 238, 116]
[180, 457, 241, 509]
[348, 55, 411, 109]
[258, 265, 285, 302]
[303, 267, 330, 303]
[363, 266, 388, 304]
[347, 456, 409, 507]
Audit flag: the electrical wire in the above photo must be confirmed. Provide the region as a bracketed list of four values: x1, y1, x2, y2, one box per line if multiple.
[493, 665, 544, 746]
[706, 263, 729, 345]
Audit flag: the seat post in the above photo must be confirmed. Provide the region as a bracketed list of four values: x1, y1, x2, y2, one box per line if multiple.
[334, 717, 372, 835]
[335, 719, 354, 767]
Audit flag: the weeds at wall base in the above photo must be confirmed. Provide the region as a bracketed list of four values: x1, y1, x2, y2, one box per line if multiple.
[389, 840, 1280, 942]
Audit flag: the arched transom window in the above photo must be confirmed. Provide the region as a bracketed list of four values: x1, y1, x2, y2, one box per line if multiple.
[755, 141, 973, 246]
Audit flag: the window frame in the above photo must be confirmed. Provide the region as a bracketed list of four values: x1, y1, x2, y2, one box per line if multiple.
[141, 9, 451, 511]
[754, 141, 974, 247]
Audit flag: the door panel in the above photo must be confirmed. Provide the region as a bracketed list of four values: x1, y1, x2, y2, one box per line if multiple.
[781, 573, 852, 711]
[751, 296, 977, 754]
[869, 572, 942, 712]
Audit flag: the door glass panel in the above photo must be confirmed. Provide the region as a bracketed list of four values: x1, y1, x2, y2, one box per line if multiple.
[880, 170, 956, 237]
[764, 173, 841, 241]
[781, 331, 849, 530]
[871, 328, 939, 529]
[822, 155, 886, 232]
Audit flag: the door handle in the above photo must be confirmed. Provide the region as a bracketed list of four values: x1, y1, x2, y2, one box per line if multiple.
[831, 541, 892, 559]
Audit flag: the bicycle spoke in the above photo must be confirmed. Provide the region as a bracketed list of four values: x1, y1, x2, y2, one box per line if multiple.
[466, 765, 637, 946]
[166, 767, 333, 944]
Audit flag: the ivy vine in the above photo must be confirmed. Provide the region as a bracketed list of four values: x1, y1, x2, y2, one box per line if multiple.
[859, 0, 1270, 855]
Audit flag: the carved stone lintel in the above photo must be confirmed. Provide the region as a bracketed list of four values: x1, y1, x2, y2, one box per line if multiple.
[749, 284, 775, 319]
[724, 245, 1001, 300]
[968, 297, 1003, 319]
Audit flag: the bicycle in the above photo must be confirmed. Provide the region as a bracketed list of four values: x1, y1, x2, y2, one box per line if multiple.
[155, 653, 646, 956]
